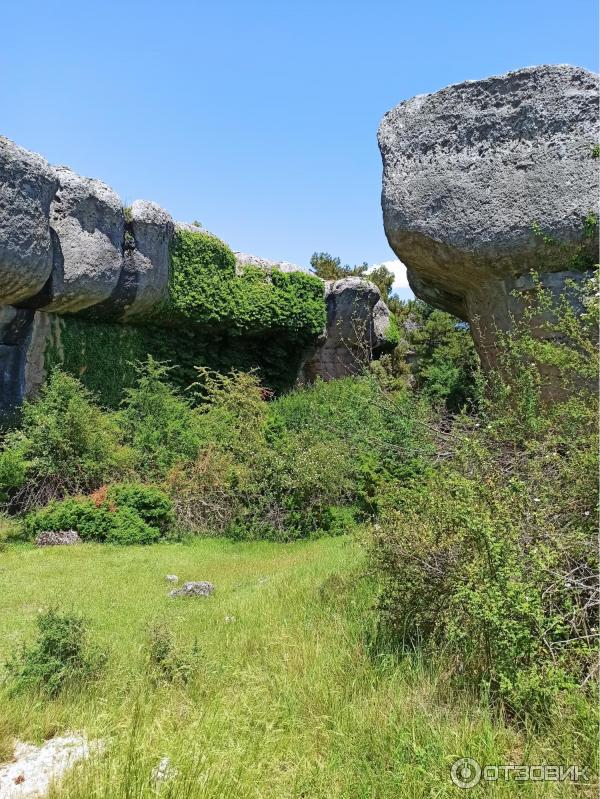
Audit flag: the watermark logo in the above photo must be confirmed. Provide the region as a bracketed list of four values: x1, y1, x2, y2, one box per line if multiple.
[450, 758, 587, 788]
[451, 758, 481, 789]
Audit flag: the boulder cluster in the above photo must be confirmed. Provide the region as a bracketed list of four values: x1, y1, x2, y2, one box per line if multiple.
[0, 138, 393, 417]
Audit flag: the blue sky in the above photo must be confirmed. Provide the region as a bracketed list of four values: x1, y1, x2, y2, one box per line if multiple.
[2, 0, 597, 298]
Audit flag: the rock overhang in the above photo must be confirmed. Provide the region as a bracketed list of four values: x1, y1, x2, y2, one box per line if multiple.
[378, 63, 599, 364]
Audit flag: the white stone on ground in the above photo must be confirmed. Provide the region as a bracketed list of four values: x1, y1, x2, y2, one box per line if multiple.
[0, 734, 100, 798]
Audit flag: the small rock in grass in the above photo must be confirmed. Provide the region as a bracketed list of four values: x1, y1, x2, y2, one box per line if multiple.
[165, 574, 178, 583]
[151, 756, 178, 790]
[169, 581, 214, 598]
[35, 530, 81, 547]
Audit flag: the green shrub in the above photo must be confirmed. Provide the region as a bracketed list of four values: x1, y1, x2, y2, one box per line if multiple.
[0, 444, 27, 504]
[145, 622, 197, 684]
[24, 494, 162, 545]
[371, 272, 598, 719]
[118, 358, 202, 478]
[3, 370, 131, 508]
[24, 497, 114, 541]
[5, 609, 105, 696]
[104, 506, 160, 545]
[185, 374, 427, 541]
[105, 483, 174, 533]
[166, 446, 240, 536]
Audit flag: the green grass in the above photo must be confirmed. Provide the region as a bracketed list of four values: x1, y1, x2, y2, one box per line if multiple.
[0, 536, 594, 798]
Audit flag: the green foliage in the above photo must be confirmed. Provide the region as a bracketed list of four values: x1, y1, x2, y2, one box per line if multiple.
[106, 483, 174, 533]
[371, 272, 599, 719]
[384, 300, 479, 411]
[309, 251, 368, 282]
[531, 215, 599, 272]
[164, 230, 326, 338]
[24, 488, 165, 546]
[145, 622, 198, 684]
[309, 251, 395, 301]
[383, 315, 400, 348]
[104, 506, 160, 545]
[50, 317, 148, 408]
[118, 358, 202, 478]
[25, 497, 112, 541]
[166, 373, 428, 541]
[592, 143, 600, 159]
[367, 264, 395, 301]
[45, 232, 327, 407]
[5, 609, 105, 697]
[1, 370, 130, 508]
[0, 446, 27, 505]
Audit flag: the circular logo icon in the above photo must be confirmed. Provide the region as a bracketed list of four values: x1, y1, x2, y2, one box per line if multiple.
[451, 758, 482, 789]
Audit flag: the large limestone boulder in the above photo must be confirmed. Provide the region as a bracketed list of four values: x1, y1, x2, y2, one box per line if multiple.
[378, 64, 599, 365]
[42, 166, 125, 312]
[0, 137, 57, 305]
[108, 200, 174, 320]
[300, 277, 393, 381]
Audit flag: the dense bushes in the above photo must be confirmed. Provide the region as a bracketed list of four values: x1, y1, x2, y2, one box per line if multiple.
[1, 354, 426, 544]
[0, 371, 131, 509]
[371, 272, 599, 719]
[383, 299, 479, 411]
[163, 229, 326, 339]
[169, 370, 428, 540]
[24, 484, 173, 545]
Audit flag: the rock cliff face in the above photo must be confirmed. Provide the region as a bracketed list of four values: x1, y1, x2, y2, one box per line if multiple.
[0, 137, 393, 417]
[299, 277, 393, 382]
[378, 64, 599, 367]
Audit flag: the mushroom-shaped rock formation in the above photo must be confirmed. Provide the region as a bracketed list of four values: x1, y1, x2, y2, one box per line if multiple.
[378, 64, 599, 368]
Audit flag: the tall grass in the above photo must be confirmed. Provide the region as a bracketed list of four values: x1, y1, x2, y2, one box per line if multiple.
[0, 537, 593, 797]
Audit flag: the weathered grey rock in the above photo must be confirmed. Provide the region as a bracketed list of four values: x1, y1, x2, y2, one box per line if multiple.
[0, 734, 101, 799]
[40, 166, 125, 313]
[165, 574, 178, 583]
[170, 581, 214, 598]
[0, 137, 57, 305]
[300, 277, 394, 381]
[35, 529, 82, 547]
[0, 306, 53, 417]
[234, 252, 310, 275]
[117, 200, 174, 319]
[378, 64, 599, 366]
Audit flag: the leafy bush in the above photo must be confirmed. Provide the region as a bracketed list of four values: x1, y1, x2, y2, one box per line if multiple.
[371, 272, 598, 719]
[118, 358, 202, 478]
[104, 506, 160, 545]
[25, 493, 162, 545]
[165, 372, 426, 540]
[24, 497, 114, 541]
[1, 370, 131, 509]
[0, 444, 27, 505]
[105, 483, 174, 533]
[166, 446, 240, 536]
[5, 609, 105, 696]
[145, 622, 197, 684]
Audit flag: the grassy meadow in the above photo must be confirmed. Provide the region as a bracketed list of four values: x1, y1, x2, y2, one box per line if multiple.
[0, 535, 595, 798]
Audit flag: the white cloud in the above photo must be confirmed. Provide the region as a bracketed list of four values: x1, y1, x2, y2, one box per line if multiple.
[367, 259, 411, 294]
